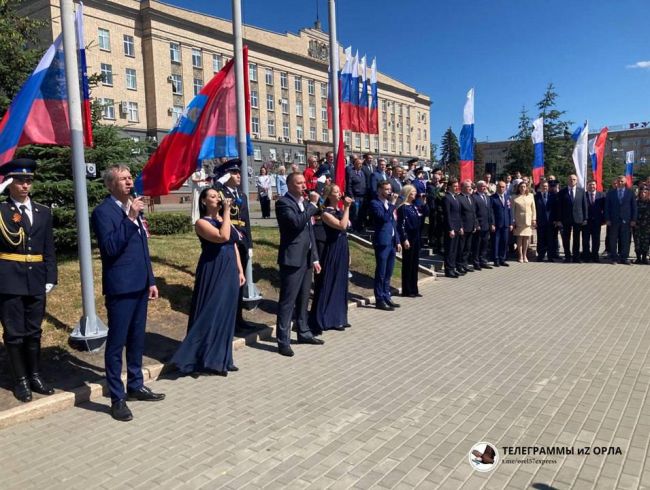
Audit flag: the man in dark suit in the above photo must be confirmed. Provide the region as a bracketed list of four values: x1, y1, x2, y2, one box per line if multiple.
[0, 159, 57, 403]
[369, 158, 388, 199]
[457, 180, 477, 272]
[92, 165, 164, 422]
[555, 174, 588, 262]
[387, 165, 403, 195]
[490, 181, 513, 267]
[213, 159, 254, 330]
[443, 178, 463, 277]
[605, 175, 638, 264]
[472, 180, 494, 269]
[534, 180, 554, 261]
[582, 179, 606, 262]
[547, 180, 561, 260]
[359, 153, 374, 227]
[345, 157, 366, 232]
[275, 172, 324, 357]
[369, 180, 401, 309]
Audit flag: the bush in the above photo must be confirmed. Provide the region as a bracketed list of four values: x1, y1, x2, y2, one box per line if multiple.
[146, 212, 192, 235]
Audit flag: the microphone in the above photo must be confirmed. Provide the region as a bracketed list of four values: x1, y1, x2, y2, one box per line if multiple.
[130, 188, 145, 217]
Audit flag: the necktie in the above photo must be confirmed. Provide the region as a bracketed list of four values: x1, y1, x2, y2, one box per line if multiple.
[619, 189, 623, 202]
[543, 193, 547, 205]
[570, 188, 574, 201]
[467, 195, 471, 205]
[500, 195, 504, 206]
[20, 205, 31, 234]
[591, 193, 595, 204]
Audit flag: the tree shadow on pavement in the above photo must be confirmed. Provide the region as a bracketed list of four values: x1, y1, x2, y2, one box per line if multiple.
[155, 277, 193, 316]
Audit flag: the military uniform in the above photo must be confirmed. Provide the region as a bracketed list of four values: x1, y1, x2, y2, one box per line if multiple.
[633, 199, 650, 262]
[0, 159, 57, 402]
[213, 159, 252, 327]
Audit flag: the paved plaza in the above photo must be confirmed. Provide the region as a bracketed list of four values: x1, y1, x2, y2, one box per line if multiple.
[1, 261, 649, 489]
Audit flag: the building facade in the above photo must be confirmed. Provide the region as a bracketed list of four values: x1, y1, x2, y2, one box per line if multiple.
[22, 0, 432, 172]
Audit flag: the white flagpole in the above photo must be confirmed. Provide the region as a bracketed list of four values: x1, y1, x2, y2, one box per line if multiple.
[61, 0, 107, 350]
[232, 0, 261, 307]
[328, 0, 340, 164]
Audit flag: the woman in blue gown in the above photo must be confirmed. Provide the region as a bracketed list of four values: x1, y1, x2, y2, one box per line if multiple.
[309, 184, 353, 334]
[171, 188, 245, 376]
[397, 185, 422, 297]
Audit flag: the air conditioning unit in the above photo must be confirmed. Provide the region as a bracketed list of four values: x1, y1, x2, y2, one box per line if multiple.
[297, 138, 303, 144]
[120, 101, 129, 115]
[253, 133, 260, 139]
[278, 137, 282, 142]
[167, 75, 174, 82]
[284, 137, 289, 142]
[167, 107, 174, 114]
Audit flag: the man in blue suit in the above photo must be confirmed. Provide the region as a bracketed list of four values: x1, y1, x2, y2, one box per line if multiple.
[605, 175, 638, 264]
[582, 179, 606, 262]
[534, 180, 554, 261]
[490, 181, 513, 267]
[91, 165, 164, 422]
[345, 157, 366, 232]
[442, 178, 463, 277]
[369, 181, 401, 310]
[555, 174, 588, 263]
[369, 158, 388, 199]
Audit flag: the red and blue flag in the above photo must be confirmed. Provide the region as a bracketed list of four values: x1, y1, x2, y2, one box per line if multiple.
[625, 151, 634, 188]
[368, 58, 378, 134]
[531, 117, 544, 185]
[0, 3, 92, 167]
[358, 55, 369, 134]
[135, 47, 253, 196]
[459, 88, 475, 183]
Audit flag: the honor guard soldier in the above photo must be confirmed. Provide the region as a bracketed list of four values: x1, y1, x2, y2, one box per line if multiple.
[0, 159, 57, 402]
[213, 159, 254, 330]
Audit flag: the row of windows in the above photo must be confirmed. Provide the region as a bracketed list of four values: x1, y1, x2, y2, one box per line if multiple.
[250, 92, 327, 120]
[253, 147, 305, 164]
[250, 116, 329, 142]
[249, 64, 326, 97]
[97, 98, 139, 123]
[98, 28, 135, 57]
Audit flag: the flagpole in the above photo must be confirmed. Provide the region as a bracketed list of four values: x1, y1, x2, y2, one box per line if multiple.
[61, 0, 107, 350]
[232, 0, 260, 306]
[328, 0, 340, 165]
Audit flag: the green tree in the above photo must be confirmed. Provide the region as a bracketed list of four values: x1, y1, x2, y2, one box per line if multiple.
[0, 0, 45, 116]
[440, 127, 460, 176]
[505, 106, 534, 176]
[536, 83, 573, 178]
[429, 142, 438, 164]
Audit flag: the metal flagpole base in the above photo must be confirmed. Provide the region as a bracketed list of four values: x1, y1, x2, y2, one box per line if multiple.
[69, 316, 108, 352]
[242, 283, 263, 311]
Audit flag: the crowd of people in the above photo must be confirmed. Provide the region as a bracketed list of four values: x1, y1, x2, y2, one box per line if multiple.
[3, 153, 650, 423]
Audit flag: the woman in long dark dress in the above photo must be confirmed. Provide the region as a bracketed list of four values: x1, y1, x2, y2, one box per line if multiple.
[171, 188, 245, 376]
[397, 184, 422, 297]
[309, 184, 353, 334]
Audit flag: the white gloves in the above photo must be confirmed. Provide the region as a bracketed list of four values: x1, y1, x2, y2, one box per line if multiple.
[0, 177, 14, 194]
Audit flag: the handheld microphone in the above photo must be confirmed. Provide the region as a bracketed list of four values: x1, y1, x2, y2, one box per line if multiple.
[130, 188, 145, 217]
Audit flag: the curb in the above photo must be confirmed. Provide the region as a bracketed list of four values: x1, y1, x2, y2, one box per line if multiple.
[0, 275, 436, 430]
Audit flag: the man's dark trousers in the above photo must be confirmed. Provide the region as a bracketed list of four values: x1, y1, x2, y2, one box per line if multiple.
[373, 244, 395, 304]
[276, 256, 314, 348]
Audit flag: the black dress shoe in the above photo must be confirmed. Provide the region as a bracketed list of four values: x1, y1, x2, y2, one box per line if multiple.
[29, 373, 54, 395]
[455, 269, 466, 275]
[444, 271, 459, 278]
[343, 323, 352, 328]
[376, 302, 395, 311]
[473, 264, 482, 271]
[464, 267, 474, 272]
[331, 325, 346, 331]
[480, 263, 493, 269]
[278, 345, 295, 357]
[297, 337, 325, 345]
[620, 259, 631, 265]
[227, 365, 239, 372]
[127, 385, 166, 402]
[500, 261, 509, 267]
[493, 262, 500, 267]
[386, 299, 400, 308]
[111, 400, 133, 422]
[236, 320, 258, 331]
[13, 378, 32, 403]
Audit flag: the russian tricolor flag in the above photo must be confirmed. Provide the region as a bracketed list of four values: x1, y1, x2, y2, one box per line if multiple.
[625, 151, 634, 188]
[0, 3, 92, 167]
[588, 127, 607, 191]
[358, 55, 369, 134]
[459, 88, 474, 183]
[531, 117, 544, 186]
[368, 58, 378, 134]
[135, 46, 253, 196]
[571, 121, 589, 188]
[338, 47, 353, 130]
[350, 51, 360, 132]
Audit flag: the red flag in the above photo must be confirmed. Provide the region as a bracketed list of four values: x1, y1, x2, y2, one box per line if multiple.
[593, 127, 608, 192]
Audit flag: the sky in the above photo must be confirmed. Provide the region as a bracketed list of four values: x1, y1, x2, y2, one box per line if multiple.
[163, 0, 650, 146]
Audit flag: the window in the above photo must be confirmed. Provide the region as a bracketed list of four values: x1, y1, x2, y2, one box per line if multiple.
[170, 42, 181, 63]
[294, 76, 302, 92]
[307, 79, 315, 95]
[383, 138, 388, 151]
[321, 128, 328, 142]
[417, 128, 421, 140]
[321, 106, 327, 122]
[99, 98, 115, 120]
[266, 94, 274, 111]
[399, 140, 404, 153]
[309, 104, 316, 119]
[193, 78, 203, 96]
[212, 53, 223, 72]
[374, 136, 379, 151]
[423, 129, 427, 141]
[269, 148, 277, 161]
[251, 90, 258, 108]
[365, 135, 370, 149]
[355, 134, 361, 148]
[296, 125, 303, 141]
[296, 151, 305, 164]
[254, 146, 262, 161]
[283, 122, 290, 138]
[382, 99, 387, 112]
[251, 116, 260, 134]
[296, 100, 303, 117]
[284, 149, 291, 162]
[98, 28, 110, 51]
[267, 119, 275, 136]
[265, 68, 273, 85]
[280, 72, 288, 89]
[170, 74, 182, 95]
[281, 98, 288, 114]
[126, 101, 139, 122]
[344, 131, 351, 146]
[310, 127, 316, 141]
[123, 35, 134, 57]
[249, 63, 257, 82]
[321, 82, 327, 98]
[125, 68, 137, 90]
[191, 48, 202, 68]
[100, 63, 113, 86]
[171, 105, 183, 125]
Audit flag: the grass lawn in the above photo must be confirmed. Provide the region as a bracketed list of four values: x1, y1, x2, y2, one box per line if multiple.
[39, 226, 401, 350]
